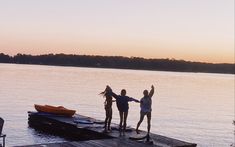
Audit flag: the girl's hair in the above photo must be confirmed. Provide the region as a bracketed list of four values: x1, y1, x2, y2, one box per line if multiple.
[100, 90, 107, 97]
[100, 86, 111, 97]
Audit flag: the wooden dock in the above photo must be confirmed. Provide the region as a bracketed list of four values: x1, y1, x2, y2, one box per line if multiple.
[24, 112, 197, 147]
[17, 138, 190, 147]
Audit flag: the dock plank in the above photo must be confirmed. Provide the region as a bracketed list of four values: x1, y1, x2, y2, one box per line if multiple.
[26, 112, 196, 147]
[20, 139, 157, 147]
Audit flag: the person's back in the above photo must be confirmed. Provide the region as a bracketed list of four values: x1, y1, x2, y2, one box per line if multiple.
[140, 96, 152, 113]
[109, 88, 139, 135]
[115, 95, 130, 112]
[105, 93, 113, 109]
[100, 86, 113, 132]
[112, 92, 139, 113]
[136, 85, 155, 135]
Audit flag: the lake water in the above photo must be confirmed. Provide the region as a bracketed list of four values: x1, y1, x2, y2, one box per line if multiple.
[0, 63, 234, 147]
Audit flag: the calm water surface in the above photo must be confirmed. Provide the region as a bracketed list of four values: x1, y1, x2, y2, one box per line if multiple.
[0, 63, 234, 147]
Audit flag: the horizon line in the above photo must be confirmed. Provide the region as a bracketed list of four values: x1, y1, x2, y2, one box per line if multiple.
[1, 52, 234, 65]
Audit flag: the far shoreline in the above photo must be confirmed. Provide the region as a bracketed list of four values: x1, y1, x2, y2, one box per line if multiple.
[0, 62, 234, 75]
[0, 53, 234, 75]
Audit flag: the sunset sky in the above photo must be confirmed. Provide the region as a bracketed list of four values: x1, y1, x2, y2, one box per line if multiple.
[0, 0, 234, 63]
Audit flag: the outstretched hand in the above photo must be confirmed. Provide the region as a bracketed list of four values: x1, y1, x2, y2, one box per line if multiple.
[151, 85, 154, 89]
[149, 85, 155, 98]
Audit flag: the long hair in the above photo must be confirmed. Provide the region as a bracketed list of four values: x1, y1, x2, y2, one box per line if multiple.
[100, 86, 111, 97]
[100, 90, 107, 97]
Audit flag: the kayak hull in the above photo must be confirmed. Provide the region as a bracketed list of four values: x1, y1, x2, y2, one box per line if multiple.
[34, 104, 76, 117]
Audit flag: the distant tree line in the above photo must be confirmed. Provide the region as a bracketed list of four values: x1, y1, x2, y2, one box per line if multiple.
[0, 53, 234, 74]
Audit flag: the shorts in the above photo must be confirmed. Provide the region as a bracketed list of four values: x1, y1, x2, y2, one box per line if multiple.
[140, 111, 151, 116]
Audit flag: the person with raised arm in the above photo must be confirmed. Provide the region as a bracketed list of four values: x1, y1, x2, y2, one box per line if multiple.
[136, 85, 155, 136]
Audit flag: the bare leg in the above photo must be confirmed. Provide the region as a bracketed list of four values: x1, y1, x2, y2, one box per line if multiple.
[136, 112, 145, 134]
[104, 118, 108, 131]
[104, 108, 109, 132]
[123, 111, 128, 135]
[146, 112, 151, 135]
[108, 109, 112, 131]
[119, 111, 123, 132]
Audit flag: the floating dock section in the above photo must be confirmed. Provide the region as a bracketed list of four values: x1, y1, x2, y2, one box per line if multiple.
[24, 112, 197, 147]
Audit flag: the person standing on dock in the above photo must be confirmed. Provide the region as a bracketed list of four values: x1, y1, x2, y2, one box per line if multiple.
[100, 86, 114, 132]
[136, 85, 154, 136]
[108, 86, 139, 135]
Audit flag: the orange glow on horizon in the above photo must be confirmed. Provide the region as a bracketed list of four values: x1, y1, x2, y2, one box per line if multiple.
[0, 0, 234, 64]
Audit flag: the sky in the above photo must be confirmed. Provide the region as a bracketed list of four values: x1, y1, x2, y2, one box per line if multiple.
[0, 0, 234, 63]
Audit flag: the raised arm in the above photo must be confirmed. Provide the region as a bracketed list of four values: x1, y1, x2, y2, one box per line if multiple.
[148, 85, 154, 98]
